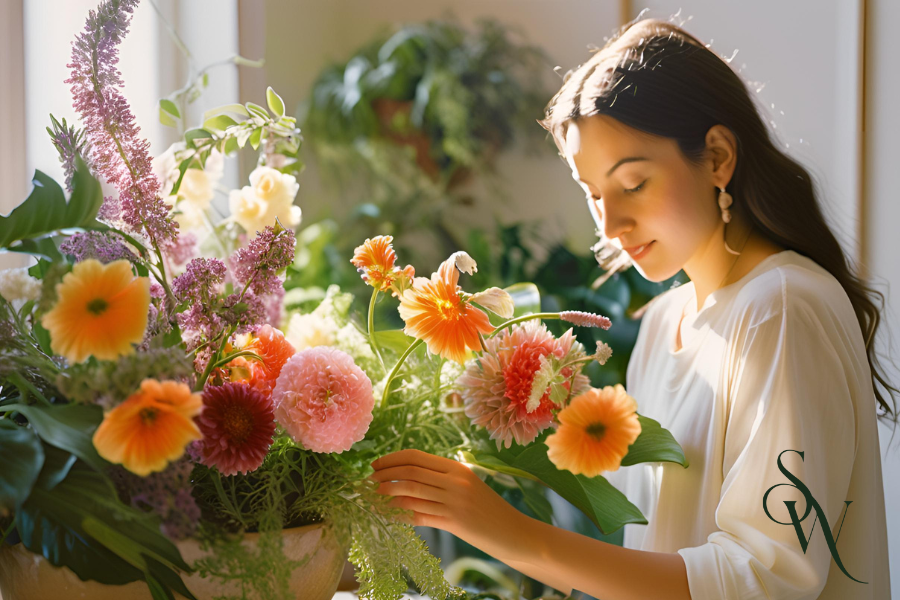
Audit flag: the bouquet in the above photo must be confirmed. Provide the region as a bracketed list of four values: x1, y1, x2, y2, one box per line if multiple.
[0, 1, 687, 599]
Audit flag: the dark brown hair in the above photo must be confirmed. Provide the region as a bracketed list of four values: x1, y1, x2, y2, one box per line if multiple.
[539, 17, 899, 434]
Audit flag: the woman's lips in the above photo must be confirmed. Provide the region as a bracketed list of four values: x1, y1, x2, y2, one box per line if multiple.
[624, 241, 655, 258]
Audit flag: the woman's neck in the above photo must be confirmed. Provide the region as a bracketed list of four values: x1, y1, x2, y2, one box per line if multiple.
[684, 221, 786, 312]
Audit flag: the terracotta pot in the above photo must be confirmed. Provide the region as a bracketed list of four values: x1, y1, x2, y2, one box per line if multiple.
[0, 522, 346, 600]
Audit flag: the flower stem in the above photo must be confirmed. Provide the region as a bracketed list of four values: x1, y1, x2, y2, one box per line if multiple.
[487, 312, 561, 338]
[368, 288, 386, 372]
[380, 338, 424, 409]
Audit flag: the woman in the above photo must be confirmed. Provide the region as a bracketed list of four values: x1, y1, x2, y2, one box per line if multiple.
[369, 17, 895, 599]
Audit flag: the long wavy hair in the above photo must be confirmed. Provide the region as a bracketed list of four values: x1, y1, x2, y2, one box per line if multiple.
[538, 16, 899, 433]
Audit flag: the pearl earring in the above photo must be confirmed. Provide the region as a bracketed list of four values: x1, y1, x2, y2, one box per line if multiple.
[718, 186, 741, 255]
[717, 186, 733, 223]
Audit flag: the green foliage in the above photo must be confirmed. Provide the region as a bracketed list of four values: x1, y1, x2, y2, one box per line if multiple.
[463, 410, 690, 536]
[2, 402, 108, 473]
[0, 420, 44, 512]
[0, 158, 103, 260]
[300, 18, 554, 272]
[168, 86, 304, 198]
[465, 438, 648, 536]
[335, 493, 466, 600]
[192, 510, 300, 600]
[15, 466, 196, 600]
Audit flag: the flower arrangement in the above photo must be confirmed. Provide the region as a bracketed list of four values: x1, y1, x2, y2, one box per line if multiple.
[0, 2, 688, 599]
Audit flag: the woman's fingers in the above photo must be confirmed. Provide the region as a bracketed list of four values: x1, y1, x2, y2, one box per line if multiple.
[388, 495, 446, 517]
[376, 480, 445, 503]
[369, 465, 447, 489]
[371, 448, 455, 473]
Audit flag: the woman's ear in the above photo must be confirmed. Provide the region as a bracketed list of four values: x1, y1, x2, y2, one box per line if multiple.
[704, 124, 738, 185]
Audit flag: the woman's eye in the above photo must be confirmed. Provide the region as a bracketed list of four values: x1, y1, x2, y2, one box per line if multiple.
[625, 180, 647, 194]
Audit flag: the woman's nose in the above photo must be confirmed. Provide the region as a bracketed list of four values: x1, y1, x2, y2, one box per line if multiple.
[596, 198, 633, 242]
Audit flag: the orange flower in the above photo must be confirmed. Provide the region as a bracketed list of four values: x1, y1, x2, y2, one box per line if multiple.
[397, 254, 494, 364]
[41, 259, 150, 364]
[231, 324, 296, 398]
[92, 379, 203, 476]
[545, 384, 641, 477]
[350, 235, 398, 292]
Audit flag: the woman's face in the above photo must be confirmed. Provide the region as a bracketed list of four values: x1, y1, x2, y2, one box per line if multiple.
[564, 114, 722, 282]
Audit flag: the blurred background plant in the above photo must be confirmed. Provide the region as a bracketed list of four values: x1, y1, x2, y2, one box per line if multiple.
[298, 18, 554, 272]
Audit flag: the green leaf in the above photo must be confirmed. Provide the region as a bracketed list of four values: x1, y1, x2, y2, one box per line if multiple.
[266, 86, 286, 117]
[620, 414, 690, 468]
[159, 99, 181, 119]
[517, 480, 554, 525]
[34, 444, 77, 491]
[5, 236, 63, 262]
[202, 114, 238, 133]
[16, 468, 196, 597]
[249, 127, 262, 150]
[245, 102, 269, 120]
[184, 127, 213, 146]
[159, 107, 178, 128]
[0, 421, 44, 511]
[3, 403, 108, 473]
[472, 443, 648, 535]
[505, 282, 541, 317]
[169, 159, 192, 197]
[0, 158, 103, 250]
[373, 329, 416, 355]
[202, 103, 249, 122]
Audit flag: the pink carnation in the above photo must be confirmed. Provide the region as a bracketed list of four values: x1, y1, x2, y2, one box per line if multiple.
[458, 320, 591, 449]
[272, 347, 374, 453]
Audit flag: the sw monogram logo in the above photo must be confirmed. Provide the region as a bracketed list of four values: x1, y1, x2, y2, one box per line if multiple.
[762, 449, 865, 584]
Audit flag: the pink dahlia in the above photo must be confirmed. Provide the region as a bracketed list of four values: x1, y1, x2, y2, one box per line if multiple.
[272, 347, 374, 453]
[196, 382, 276, 476]
[458, 320, 591, 449]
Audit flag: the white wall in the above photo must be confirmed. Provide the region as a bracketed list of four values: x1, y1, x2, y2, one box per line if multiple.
[22, 0, 240, 217]
[867, 0, 900, 594]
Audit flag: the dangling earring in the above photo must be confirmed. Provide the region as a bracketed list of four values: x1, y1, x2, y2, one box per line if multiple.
[718, 186, 741, 255]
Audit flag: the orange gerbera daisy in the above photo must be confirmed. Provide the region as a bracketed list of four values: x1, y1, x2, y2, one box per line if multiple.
[397, 253, 494, 364]
[230, 324, 296, 398]
[41, 258, 150, 364]
[545, 384, 641, 477]
[350, 235, 398, 292]
[92, 379, 203, 476]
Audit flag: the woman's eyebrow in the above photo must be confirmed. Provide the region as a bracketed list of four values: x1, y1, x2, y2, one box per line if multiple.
[605, 156, 650, 178]
[575, 156, 651, 186]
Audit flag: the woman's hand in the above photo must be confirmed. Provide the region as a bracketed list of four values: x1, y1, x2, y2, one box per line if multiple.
[369, 448, 525, 553]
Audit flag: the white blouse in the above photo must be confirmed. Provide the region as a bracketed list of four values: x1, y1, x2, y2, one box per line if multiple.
[604, 249, 891, 599]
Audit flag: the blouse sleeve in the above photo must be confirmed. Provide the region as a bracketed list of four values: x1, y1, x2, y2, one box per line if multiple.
[676, 297, 858, 600]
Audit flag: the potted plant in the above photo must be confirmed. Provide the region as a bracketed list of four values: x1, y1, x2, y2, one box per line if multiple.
[0, 2, 689, 599]
[300, 18, 555, 271]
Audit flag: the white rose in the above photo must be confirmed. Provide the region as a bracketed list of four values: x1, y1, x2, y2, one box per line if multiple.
[229, 166, 301, 235]
[154, 145, 224, 232]
[152, 142, 184, 198]
[285, 312, 338, 351]
[0, 268, 41, 304]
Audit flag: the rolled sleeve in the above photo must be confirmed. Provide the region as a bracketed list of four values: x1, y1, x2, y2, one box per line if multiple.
[677, 298, 857, 600]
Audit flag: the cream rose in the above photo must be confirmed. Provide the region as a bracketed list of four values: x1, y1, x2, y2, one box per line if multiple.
[153, 144, 224, 232]
[229, 166, 301, 235]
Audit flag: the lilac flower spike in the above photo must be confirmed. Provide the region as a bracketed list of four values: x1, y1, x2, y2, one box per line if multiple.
[559, 310, 613, 330]
[59, 231, 135, 264]
[66, 0, 177, 247]
[230, 225, 296, 296]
